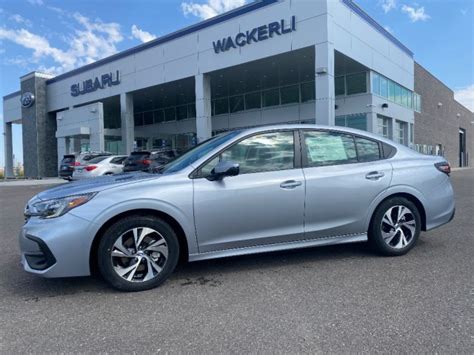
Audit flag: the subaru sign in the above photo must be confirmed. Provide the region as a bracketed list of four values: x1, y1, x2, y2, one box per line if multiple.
[70, 70, 121, 97]
[212, 16, 296, 54]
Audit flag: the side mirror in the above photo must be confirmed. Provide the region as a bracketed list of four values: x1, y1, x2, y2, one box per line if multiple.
[207, 160, 239, 181]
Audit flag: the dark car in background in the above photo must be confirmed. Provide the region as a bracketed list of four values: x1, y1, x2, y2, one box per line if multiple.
[123, 149, 179, 173]
[59, 152, 112, 180]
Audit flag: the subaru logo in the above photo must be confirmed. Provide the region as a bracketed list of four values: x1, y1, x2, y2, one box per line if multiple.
[20, 92, 35, 108]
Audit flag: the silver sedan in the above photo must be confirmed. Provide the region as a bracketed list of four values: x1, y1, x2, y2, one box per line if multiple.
[71, 155, 127, 180]
[21, 125, 455, 291]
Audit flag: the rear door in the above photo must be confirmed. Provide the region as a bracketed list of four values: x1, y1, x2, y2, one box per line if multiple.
[193, 130, 306, 253]
[301, 130, 392, 239]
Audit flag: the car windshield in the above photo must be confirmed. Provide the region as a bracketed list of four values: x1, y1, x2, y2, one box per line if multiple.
[160, 131, 241, 174]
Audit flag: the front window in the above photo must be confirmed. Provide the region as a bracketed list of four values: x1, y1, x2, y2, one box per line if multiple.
[160, 131, 241, 174]
[198, 131, 295, 176]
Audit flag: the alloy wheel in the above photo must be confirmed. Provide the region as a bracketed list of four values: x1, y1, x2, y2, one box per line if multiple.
[380, 205, 416, 249]
[111, 227, 169, 282]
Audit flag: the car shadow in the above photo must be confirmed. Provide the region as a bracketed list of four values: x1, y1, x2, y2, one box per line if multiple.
[6, 241, 381, 299]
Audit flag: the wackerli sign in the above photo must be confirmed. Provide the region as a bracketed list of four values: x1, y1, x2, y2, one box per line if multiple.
[212, 16, 296, 54]
[70, 70, 121, 97]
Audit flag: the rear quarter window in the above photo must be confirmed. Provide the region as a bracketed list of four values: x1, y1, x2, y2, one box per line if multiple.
[355, 137, 381, 162]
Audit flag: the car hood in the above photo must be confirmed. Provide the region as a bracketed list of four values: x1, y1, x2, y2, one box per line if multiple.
[37, 173, 159, 200]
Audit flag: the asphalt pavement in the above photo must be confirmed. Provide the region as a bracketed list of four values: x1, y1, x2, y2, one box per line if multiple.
[0, 170, 472, 353]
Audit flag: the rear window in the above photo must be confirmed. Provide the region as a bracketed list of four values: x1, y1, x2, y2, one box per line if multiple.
[86, 156, 109, 164]
[127, 152, 150, 161]
[61, 156, 75, 164]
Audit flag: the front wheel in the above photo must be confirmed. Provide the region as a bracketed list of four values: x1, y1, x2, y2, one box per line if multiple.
[97, 215, 179, 291]
[369, 197, 421, 256]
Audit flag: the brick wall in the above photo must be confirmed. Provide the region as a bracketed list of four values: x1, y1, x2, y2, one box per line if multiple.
[414, 62, 473, 168]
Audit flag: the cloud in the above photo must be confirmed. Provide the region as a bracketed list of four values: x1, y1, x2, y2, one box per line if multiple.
[27, 0, 44, 5]
[131, 25, 156, 43]
[380, 0, 396, 14]
[181, 0, 247, 20]
[9, 14, 32, 27]
[401, 5, 430, 22]
[0, 12, 124, 74]
[454, 85, 474, 112]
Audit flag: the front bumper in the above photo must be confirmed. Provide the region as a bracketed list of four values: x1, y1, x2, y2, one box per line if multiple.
[20, 212, 95, 278]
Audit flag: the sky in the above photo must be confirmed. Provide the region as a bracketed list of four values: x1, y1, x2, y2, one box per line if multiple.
[0, 0, 473, 167]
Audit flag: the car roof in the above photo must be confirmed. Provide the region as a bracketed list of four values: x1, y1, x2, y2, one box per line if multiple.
[233, 124, 407, 146]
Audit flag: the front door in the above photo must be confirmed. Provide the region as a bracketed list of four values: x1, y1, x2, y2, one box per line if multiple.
[301, 130, 392, 239]
[193, 130, 305, 253]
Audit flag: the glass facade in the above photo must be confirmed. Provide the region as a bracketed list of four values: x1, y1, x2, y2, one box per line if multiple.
[211, 81, 315, 116]
[335, 113, 368, 131]
[335, 72, 368, 96]
[134, 103, 196, 127]
[372, 72, 421, 112]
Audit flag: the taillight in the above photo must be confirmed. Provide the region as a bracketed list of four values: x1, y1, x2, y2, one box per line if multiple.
[140, 159, 151, 165]
[71, 162, 80, 166]
[85, 165, 97, 171]
[435, 162, 451, 175]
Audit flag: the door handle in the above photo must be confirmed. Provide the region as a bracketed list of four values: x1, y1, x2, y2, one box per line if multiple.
[365, 171, 385, 180]
[280, 180, 302, 189]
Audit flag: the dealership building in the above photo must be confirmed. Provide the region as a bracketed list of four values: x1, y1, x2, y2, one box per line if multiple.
[2, 0, 473, 178]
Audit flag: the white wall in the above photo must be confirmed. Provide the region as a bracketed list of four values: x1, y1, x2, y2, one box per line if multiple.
[330, 0, 414, 90]
[3, 95, 22, 123]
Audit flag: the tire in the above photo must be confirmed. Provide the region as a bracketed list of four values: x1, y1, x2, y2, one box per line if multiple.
[369, 197, 421, 256]
[97, 215, 179, 292]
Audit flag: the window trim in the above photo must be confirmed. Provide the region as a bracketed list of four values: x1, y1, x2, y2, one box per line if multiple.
[299, 129, 389, 168]
[190, 129, 301, 179]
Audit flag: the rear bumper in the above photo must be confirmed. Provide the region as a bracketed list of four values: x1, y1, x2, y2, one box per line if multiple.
[425, 178, 456, 231]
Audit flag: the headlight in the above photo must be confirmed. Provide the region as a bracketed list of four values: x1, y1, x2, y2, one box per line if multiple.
[25, 193, 96, 219]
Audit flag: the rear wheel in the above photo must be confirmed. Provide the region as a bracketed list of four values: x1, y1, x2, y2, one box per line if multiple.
[369, 197, 421, 256]
[97, 215, 179, 291]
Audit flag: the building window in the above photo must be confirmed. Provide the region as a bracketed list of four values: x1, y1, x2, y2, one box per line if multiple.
[134, 113, 143, 126]
[377, 115, 390, 138]
[164, 107, 176, 122]
[413, 93, 421, 112]
[263, 88, 280, 107]
[176, 105, 188, 120]
[214, 98, 229, 115]
[396, 120, 407, 145]
[300, 82, 315, 102]
[372, 71, 420, 111]
[335, 113, 368, 131]
[346, 72, 367, 95]
[245, 92, 261, 110]
[143, 111, 154, 125]
[335, 76, 346, 96]
[409, 123, 414, 145]
[154, 110, 164, 124]
[229, 95, 244, 113]
[280, 85, 300, 105]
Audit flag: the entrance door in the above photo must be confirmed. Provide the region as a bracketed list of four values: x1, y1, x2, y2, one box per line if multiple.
[459, 128, 467, 167]
[193, 130, 305, 253]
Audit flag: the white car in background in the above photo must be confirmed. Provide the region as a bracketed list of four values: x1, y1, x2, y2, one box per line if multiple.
[72, 155, 127, 180]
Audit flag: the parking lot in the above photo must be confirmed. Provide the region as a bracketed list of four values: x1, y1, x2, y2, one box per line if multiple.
[0, 169, 472, 353]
